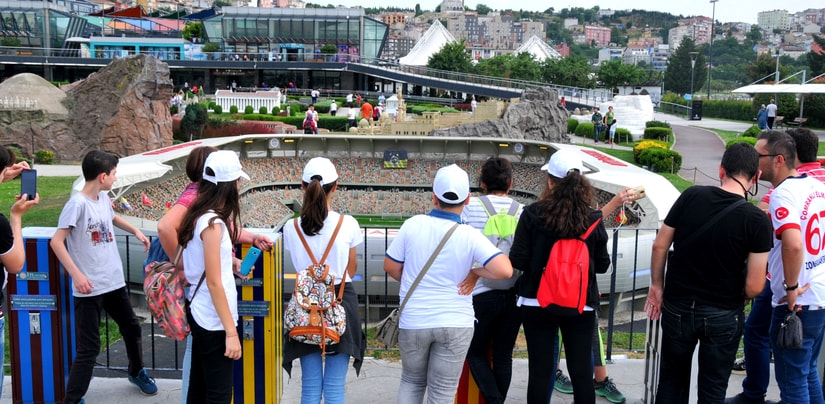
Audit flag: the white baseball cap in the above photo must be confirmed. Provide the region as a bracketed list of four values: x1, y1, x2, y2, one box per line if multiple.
[302, 157, 339, 185]
[203, 150, 250, 184]
[433, 164, 470, 203]
[541, 150, 585, 179]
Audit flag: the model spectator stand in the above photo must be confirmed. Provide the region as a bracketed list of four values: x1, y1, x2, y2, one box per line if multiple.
[233, 239, 284, 403]
[7, 228, 76, 404]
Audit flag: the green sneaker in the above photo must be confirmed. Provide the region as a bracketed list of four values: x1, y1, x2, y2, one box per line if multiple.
[554, 369, 574, 394]
[594, 377, 626, 404]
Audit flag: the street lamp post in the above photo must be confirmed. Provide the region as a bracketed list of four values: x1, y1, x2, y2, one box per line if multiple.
[689, 51, 699, 97]
[708, 0, 718, 99]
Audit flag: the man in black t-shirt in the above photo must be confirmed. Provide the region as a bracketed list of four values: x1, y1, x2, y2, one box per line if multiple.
[645, 143, 773, 403]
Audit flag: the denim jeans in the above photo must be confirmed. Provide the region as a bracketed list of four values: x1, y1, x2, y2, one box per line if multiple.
[64, 287, 144, 404]
[656, 299, 744, 404]
[186, 309, 234, 404]
[770, 306, 825, 404]
[299, 351, 351, 404]
[181, 334, 193, 404]
[521, 305, 595, 404]
[741, 281, 773, 401]
[397, 327, 474, 404]
[466, 290, 521, 404]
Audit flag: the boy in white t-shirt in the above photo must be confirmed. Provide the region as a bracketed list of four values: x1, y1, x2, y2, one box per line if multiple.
[384, 164, 513, 403]
[50, 151, 156, 403]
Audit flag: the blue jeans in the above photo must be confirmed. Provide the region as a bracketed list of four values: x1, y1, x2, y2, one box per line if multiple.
[742, 281, 773, 401]
[770, 306, 825, 404]
[397, 327, 474, 404]
[299, 351, 351, 404]
[181, 334, 192, 404]
[466, 290, 521, 404]
[593, 125, 603, 142]
[656, 300, 744, 404]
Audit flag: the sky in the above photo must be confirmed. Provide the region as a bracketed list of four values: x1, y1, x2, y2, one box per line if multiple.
[338, 0, 823, 26]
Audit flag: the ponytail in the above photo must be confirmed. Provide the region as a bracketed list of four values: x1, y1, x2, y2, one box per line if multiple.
[536, 170, 594, 238]
[300, 178, 336, 236]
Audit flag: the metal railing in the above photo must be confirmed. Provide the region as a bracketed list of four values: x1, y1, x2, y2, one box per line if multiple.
[96, 226, 655, 374]
[655, 101, 691, 119]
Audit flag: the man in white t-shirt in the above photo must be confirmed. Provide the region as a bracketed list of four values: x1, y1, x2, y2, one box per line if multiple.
[755, 131, 825, 403]
[766, 99, 778, 129]
[384, 164, 512, 404]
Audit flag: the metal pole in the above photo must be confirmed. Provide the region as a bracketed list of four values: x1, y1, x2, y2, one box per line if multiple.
[708, 0, 718, 99]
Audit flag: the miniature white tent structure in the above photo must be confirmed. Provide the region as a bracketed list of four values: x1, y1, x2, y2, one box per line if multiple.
[399, 20, 457, 66]
[514, 35, 562, 61]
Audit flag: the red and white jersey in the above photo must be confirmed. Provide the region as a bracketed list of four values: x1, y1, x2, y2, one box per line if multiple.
[769, 175, 825, 307]
[761, 162, 825, 205]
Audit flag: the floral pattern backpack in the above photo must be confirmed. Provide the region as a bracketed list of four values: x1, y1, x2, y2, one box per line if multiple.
[283, 216, 347, 353]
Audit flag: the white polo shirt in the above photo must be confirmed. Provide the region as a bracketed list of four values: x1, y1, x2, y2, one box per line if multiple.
[386, 209, 503, 329]
[461, 195, 523, 295]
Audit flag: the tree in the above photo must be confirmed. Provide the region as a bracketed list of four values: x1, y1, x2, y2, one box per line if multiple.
[476, 4, 492, 15]
[427, 39, 473, 73]
[663, 37, 706, 95]
[181, 22, 205, 41]
[320, 44, 338, 54]
[1, 37, 21, 47]
[180, 104, 208, 142]
[597, 60, 647, 90]
[415, 3, 422, 17]
[808, 35, 825, 76]
[541, 56, 596, 88]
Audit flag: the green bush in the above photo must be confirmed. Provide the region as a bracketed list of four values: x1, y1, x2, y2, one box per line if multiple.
[645, 120, 671, 129]
[230, 105, 238, 114]
[290, 104, 303, 116]
[567, 118, 579, 133]
[314, 102, 331, 114]
[633, 140, 670, 163]
[213, 104, 222, 114]
[7, 146, 31, 165]
[726, 137, 757, 148]
[615, 128, 632, 143]
[644, 127, 673, 142]
[574, 122, 595, 139]
[272, 106, 280, 115]
[258, 106, 268, 114]
[638, 147, 682, 173]
[742, 125, 762, 138]
[208, 101, 216, 110]
[170, 105, 178, 115]
[34, 150, 55, 164]
[244, 106, 254, 114]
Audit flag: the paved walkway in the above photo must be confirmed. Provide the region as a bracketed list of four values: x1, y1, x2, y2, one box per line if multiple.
[7, 113, 799, 403]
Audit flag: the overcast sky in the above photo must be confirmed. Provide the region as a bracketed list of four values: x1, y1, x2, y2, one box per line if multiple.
[339, 1, 822, 26]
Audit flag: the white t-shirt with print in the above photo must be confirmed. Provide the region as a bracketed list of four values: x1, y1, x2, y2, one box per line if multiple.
[461, 195, 523, 295]
[182, 212, 238, 331]
[386, 212, 502, 329]
[769, 175, 825, 307]
[57, 192, 125, 297]
[283, 212, 363, 284]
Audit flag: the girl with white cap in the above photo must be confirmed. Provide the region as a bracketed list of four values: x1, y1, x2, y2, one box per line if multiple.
[178, 150, 249, 403]
[282, 157, 366, 404]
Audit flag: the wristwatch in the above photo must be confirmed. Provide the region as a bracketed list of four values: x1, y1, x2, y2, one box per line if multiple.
[783, 281, 799, 291]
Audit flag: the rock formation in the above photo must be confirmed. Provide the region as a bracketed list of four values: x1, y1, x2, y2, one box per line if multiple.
[430, 87, 569, 143]
[0, 55, 174, 162]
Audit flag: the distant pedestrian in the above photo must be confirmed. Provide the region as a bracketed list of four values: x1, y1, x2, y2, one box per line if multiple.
[591, 107, 604, 144]
[346, 93, 354, 107]
[766, 99, 778, 129]
[231, 80, 237, 92]
[330, 99, 337, 116]
[560, 97, 567, 107]
[311, 89, 319, 104]
[604, 106, 615, 144]
[757, 104, 768, 130]
[347, 107, 357, 129]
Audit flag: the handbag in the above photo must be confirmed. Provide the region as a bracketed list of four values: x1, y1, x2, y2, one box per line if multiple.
[283, 216, 346, 353]
[776, 310, 803, 349]
[143, 245, 205, 341]
[375, 223, 460, 347]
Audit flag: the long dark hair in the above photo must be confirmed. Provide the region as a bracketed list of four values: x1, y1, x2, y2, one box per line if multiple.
[185, 146, 218, 183]
[535, 171, 594, 238]
[300, 178, 336, 236]
[0, 146, 15, 169]
[178, 175, 241, 247]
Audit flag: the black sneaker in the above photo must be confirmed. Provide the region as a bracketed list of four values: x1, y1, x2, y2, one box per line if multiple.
[732, 357, 746, 374]
[724, 393, 777, 404]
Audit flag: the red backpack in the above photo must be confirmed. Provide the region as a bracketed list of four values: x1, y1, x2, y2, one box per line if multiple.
[536, 219, 601, 315]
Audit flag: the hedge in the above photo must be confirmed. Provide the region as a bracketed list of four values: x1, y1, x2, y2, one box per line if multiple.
[742, 125, 762, 138]
[574, 122, 595, 139]
[633, 140, 669, 163]
[567, 118, 579, 134]
[646, 120, 671, 129]
[614, 128, 631, 143]
[643, 127, 673, 142]
[725, 137, 757, 148]
[638, 147, 682, 173]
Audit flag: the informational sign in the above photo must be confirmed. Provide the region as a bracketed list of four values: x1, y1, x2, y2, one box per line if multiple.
[237, 301, 270, 317]
[10, 295, 57, 311]
[17, 272, 49, 281]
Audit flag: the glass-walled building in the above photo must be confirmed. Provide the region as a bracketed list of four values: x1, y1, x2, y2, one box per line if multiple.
[202, 7, 388, 63]
[0, 1, 89, 54]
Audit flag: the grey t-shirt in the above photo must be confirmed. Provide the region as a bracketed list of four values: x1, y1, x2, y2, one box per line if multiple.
[57, 192, 125, 297]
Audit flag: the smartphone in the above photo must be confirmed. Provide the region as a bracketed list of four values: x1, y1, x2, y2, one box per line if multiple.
[20, 169, 37, 201]
[240, 246, 261, 276]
